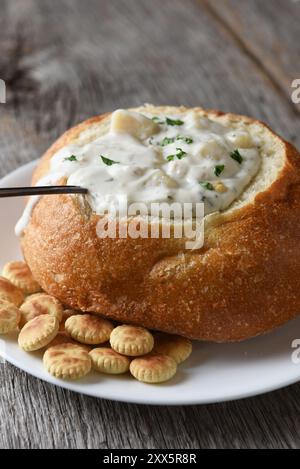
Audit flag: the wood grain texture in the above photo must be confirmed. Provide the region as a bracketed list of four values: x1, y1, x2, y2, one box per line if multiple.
[203, 0, 300, 108]
[0, 0, 300, 449]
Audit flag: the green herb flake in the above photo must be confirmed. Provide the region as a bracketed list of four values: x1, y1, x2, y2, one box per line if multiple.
[175, 148, 187, 159]
[166, 155, 175, 162]
[230, 149, 243, 164]
[176, 135, 193, 144]
[184, 137, 193, 144]
[214, 164, 225, 177]
[199, 181, 215, 191]
[152, 116, 164, 124]
[160, 137, 175, 146]
[166, 147, 187, 162]
[100, 155, 120, 166]
[166, 117, 184, 126]
[64, 155, 78, 162]
[161, 135, 193, 147]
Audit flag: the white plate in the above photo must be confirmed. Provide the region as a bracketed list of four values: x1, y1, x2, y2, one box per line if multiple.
[1, 161, 300, 405]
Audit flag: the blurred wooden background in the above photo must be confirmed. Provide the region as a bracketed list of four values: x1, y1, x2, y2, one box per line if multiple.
[0, 0, 299, 449]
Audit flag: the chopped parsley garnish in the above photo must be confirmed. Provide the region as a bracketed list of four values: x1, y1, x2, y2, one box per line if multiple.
[64, 155, 78, 162]
[166, 117, 184, 126]
[161, 136, 175, 146]
[151, 116, 185, 126]
[214, 164, 225, 177]
[166, 147, 187, 161]
[230, 149, 243, 164]
[176, 148, 187, 159]
[152, 116, 164, 124]
[160, 135, 193, 146]
[176, 135, 194, 145]
[167, 155, 175, 162]
[199, 181, 214, 191]
[100, 155, 120, 166]
[176, 135, 193, 144]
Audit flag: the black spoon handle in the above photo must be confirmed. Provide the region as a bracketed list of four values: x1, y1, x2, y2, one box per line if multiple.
[0, 186, 88, 198]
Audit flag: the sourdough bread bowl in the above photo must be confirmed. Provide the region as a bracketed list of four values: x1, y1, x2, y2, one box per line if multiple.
[18, 105, 300, 342]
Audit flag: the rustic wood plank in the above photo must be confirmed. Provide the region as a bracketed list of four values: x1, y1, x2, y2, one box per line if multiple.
[2, 362, 300, 449]
[203, 0, 300, 107]
[0, 0, 300, 449]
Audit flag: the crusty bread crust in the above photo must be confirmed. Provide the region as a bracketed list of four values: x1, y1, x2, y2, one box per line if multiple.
[21, 106, 300, 342]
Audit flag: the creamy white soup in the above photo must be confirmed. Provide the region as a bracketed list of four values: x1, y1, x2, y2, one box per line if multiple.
[16, 109, 261, 235]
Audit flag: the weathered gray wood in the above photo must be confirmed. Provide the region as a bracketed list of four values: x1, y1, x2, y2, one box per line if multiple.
[0, 0, 300, 449]
[204, 0, 300, 112]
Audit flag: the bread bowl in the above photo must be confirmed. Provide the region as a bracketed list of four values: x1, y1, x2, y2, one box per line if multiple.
[16, 105, 300, 342]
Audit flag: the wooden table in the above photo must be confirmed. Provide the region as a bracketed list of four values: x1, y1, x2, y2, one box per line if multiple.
[0, 0, 299, 449]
